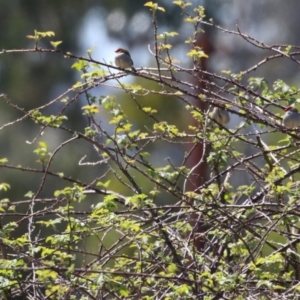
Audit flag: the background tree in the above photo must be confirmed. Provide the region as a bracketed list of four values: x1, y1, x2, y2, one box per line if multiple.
[1, 1, 300, 299]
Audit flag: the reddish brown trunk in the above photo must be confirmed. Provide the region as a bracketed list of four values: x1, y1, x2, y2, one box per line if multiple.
[187, 33, 213, 251]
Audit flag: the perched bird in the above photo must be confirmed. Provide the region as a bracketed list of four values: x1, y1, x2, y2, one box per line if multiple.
[282, 106, 300, 128]
[114, 48, 137, 72]
[211, 107, 230, 125]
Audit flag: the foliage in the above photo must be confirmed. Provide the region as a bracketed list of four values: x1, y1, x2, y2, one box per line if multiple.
[0, 1, 300, 299]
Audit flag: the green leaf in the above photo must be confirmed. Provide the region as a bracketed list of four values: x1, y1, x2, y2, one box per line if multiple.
[144, 1, 165, 12]
[81, 104, 100, 115]
[0, 183, 10, 192]
[50, 41, 62, 49]
[72, 60, 89, 71]
[24, 191, 34, 198]
[187, 47, 209, 59]
[157, 31, 179, 39]
[96, 180, 111, 189]
[0, 158, 8, 164]
[173, 1, 192, 9]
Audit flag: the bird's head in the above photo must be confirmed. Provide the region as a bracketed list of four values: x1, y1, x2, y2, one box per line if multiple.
[284, 106, 298, 113]
[115, 48, 129, 54]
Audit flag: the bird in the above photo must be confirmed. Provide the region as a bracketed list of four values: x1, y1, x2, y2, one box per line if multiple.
[211, 107, 230, 125]
[282, 106, 300, 128]
[114, 48, 137, 72]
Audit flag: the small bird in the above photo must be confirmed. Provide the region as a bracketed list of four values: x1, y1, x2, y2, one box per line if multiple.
[211, 107, 230, 125]
[282, 106, 300, 128]
[114, 48, 137, 72]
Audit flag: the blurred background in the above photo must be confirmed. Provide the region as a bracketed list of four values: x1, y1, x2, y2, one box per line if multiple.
[0, 0, 300, 251]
